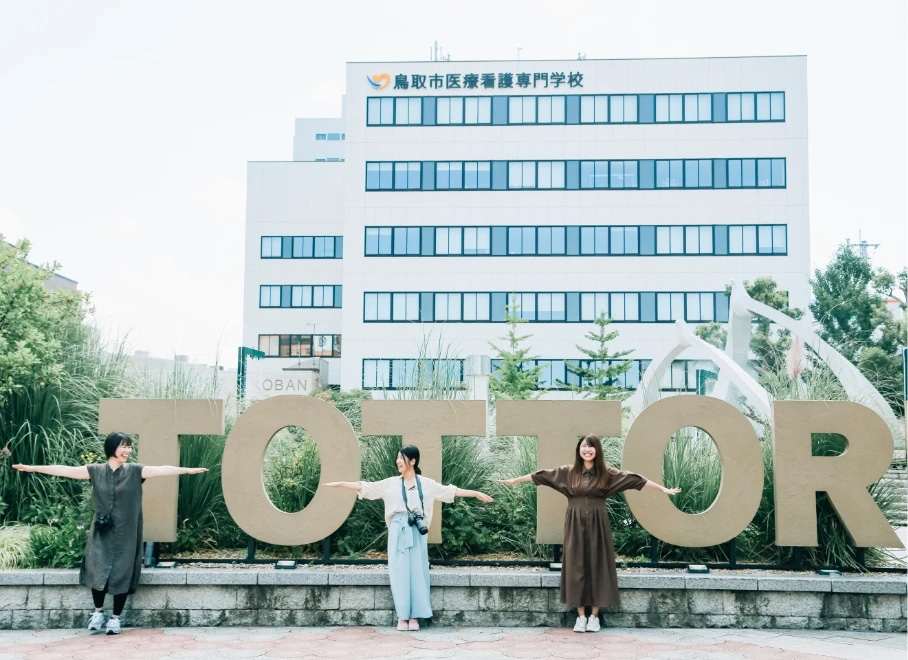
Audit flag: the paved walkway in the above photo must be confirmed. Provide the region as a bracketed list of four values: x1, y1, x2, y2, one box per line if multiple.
[0, 626, 905, 660]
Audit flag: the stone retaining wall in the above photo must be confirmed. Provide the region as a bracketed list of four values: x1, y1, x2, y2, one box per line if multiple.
[0, 569, 904, 632]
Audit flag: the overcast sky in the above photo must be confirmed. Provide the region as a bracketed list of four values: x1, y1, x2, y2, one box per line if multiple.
[2, 0, 905, 365]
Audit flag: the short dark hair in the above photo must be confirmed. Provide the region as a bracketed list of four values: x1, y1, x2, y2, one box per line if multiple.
[104, 432, 133, 458]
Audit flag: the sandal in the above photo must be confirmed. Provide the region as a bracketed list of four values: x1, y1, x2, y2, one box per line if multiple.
[408, 619, 420, 631]
[396, 621, 408, 631]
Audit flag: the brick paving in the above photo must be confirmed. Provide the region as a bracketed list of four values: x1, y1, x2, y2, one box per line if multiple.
[0, 626, 905, 660]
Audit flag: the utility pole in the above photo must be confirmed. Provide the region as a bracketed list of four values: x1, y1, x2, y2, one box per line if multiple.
[855, 230, 880, 263]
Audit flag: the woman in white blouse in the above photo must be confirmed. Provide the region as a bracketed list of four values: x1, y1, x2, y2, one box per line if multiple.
[325, 445, 493, 631]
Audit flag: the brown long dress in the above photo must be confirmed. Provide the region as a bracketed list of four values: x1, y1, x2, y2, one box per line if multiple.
[79, 462, 145, 595]
[532, 464, 646, 608]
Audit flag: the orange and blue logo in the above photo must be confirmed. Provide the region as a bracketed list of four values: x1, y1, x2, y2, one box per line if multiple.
[367, 73, 391, 90]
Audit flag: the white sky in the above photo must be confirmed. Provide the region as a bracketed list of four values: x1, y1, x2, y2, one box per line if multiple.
[1, 0, 905, 365]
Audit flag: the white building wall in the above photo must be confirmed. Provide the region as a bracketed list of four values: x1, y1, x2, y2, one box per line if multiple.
[338, 56, 809, 391]
[241, 56, 810, 396]
[242, 161, 345, 385]
[293, 118, 346, 161]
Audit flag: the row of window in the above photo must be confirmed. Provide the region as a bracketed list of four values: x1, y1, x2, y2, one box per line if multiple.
[363, 291, 730, 324]
[258, 334, 342, 358]
[261, 236, 343, 259]
[315, 133, 345, 140]
[365, 158, 787, 191]
[259, 285, 343, 308]
[365, 224, 787, 257]
[361, 357, 713, 390]
[315, 157, 344, 162]
[363, 359, 464, 390]
[489, 358, 715, 391]
[367, 92, 785, 126]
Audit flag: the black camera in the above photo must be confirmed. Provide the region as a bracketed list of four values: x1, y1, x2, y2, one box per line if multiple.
[407, 511, 429, 536]
[95, 515, 113, 533]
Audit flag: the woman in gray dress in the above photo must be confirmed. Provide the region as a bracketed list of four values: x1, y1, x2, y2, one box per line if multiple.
[13, 431, 208, 635]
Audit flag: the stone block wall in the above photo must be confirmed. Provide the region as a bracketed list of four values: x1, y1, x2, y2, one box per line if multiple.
[0, 569, 904, 631]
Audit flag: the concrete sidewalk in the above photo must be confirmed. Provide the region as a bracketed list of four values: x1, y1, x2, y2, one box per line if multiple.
[0, 626, 905, 660]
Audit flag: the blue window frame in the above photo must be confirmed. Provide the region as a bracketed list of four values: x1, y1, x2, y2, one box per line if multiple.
[362, 359, 464, 389]
[487, 358, 714, 392]
[259, 285, 343, 308]
[367, 92, 785, 126]
[363, 224, 787, 257]
[257, 334, 342, 358]
[363, 290, 731, 323]
[260, 236, 343, 259]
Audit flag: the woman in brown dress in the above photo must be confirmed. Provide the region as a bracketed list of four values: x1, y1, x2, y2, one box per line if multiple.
[498, 434, 680, 633]
[14, 432, 208, 635]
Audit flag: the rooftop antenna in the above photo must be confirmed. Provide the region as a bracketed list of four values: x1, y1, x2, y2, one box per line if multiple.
[517, 46, 523, 60]
[431, 41, 451, 62]
[577, 52, 587, 60]
[855, 230, 880, 263]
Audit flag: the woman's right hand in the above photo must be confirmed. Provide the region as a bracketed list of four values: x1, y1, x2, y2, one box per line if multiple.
[12, 464, 32, 472]
[323, 482, 340, 487]
[496, 478, 519, 486]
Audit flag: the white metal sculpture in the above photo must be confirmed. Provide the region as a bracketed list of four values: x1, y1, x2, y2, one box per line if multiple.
[626, 281, 905, 444]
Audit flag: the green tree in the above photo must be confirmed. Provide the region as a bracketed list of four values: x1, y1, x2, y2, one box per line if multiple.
[559, 312, 633, 399]
[810, 243, 905, 414]
[0, 238, 87, 403]
[488, 297, 541, 400]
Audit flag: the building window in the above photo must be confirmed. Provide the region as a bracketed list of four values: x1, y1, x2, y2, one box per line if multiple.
[367, 91, 784, 126]
[363, 224, 786, 258]
[261, 236, 342, 259]
[257, 334, 342, 358]
[258, 285, 342, 308]
[362, 359, 463, 389]
[315, 133, 326, 140]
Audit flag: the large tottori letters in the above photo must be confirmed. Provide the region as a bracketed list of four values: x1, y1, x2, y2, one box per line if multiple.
[104, 397, 903, 549]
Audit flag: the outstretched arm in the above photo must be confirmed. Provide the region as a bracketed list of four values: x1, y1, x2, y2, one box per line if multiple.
[454, 488, 493, 503]
[12, 465, 90, 480]
[142, 466, 208, 478]
[323, 481, 363, 492]
[497, 474, 534, 486]
[643, 480, 681, 495]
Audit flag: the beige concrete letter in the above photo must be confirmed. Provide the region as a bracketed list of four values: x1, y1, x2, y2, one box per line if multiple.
[221, 395, 360, 546]
[773, 401, 903, 548]
[99, 399, 225, 542]
[622, 396, 762, 547]
[361, 400, 485, 543]
[496, 401, 621, 544]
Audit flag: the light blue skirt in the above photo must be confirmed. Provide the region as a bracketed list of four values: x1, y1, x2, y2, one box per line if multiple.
[387, 512, 432, 620]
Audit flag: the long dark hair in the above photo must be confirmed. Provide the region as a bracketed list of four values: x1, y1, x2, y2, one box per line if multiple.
[399, 445, 422, 475]
[104, 432, 133, 459]
[570, 435, 609, 490]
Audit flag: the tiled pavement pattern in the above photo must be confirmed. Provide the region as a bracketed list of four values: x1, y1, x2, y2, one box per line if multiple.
[0, 626, 905, 660]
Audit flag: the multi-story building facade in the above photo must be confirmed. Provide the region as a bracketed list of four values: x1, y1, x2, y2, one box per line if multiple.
[243, 56, 809, 398]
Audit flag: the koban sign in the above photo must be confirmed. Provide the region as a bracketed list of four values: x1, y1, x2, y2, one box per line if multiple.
[98, 397, 904, 550]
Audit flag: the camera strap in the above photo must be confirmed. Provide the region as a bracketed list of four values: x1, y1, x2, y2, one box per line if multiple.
[400, 476, 425, 515]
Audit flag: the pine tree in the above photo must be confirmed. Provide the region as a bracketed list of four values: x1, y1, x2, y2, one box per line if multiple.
[559, 312, 634, 399]
[488, 297, 541, 400]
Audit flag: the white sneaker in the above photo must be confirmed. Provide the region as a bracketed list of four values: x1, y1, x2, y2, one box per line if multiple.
[573, 615, 587, 632]
[586, 615, 601, 632]
[87, 611, 105, 631]
[105, 617, 121, 635]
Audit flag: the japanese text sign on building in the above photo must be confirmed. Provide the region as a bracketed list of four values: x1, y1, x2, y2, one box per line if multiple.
[368, 72, 584, 91]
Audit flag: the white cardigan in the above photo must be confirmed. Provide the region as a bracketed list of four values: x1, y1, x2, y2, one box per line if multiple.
[358, 476, 457, 528]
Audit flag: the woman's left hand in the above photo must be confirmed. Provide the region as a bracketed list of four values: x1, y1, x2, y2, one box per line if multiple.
[475, 492, 494, 503]
[186, 468, 209, 475]
[663, 487, 681, 495]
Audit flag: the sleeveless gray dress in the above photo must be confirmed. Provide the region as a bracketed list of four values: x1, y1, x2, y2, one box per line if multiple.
[79, 462, 145, 595]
